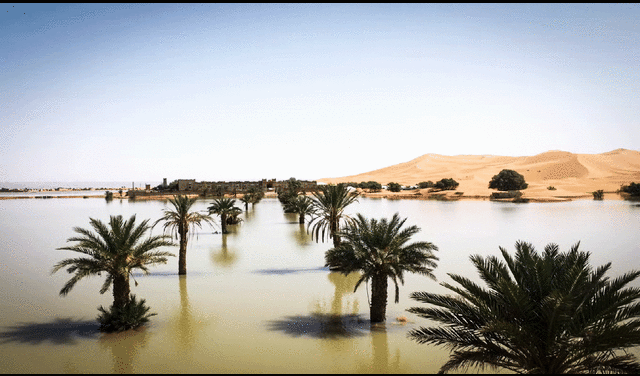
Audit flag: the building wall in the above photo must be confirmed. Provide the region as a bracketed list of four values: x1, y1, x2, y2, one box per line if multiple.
[175, 178, 317, 194]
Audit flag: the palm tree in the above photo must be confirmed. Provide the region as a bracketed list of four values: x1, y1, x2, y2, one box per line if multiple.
[325, 213, 439, 323]
[52, 215, 175, 310]
[239, 193, 253, 211]
[407, 241, 640, 374]
[208, 197, 240, 234]
[308, 183, 359, 248]
[246, 186, 264, 208]
[285, 194, 315, 224]
[154, 195, 215, 275]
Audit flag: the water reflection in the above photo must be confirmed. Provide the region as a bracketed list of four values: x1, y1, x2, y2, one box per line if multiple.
[99, 327, 149, 373]
[210, 234, 238, 268]
[290, 223, 312, 247]
[169, 276, 209, 354]
[325, 272, 362, 317]
[0, 318, 99, 345]
[355, 326, 402, 373]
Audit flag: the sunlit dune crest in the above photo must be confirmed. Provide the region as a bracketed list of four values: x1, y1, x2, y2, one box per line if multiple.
[318, 149, 640, 200]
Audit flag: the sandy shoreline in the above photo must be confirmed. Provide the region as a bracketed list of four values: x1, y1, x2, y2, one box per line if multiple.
[1, 190, 635, 204]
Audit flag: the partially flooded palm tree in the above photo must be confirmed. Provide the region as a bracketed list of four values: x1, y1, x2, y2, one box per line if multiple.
[285, 194, 314, 224]
[154, 195, 215, 275]
[325, 213, 439, 323]
[239, 193, 253, 211]
[208, 197, 240, 234]
[52, 215, 175, 311]
[308, 184, 359, 248]
[408, 241, 640, 374]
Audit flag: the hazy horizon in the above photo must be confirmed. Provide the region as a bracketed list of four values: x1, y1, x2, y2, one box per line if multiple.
[2, 4, 638, 182]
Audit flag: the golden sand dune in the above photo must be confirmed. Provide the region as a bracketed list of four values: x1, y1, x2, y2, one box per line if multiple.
[318, 149, 640, 201]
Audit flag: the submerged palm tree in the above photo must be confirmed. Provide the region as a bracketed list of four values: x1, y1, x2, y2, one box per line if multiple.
[308, 184, 359, 248]
[325, 213, 439, 323]
[154, 195, 215, 275]
[285, 194, 315, 224]
[408, 241, 640, 374]
[208, 197, 240, 234]
[52, 215, 175, 310]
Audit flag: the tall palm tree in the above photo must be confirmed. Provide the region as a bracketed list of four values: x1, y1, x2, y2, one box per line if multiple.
[154, 195, 215, 275]
[325, 213, 439, 323]
[285, 194, 315, 224]
[52, 215, 175, 310]
[407, 241, 640, 374]
[208, 197, 240, 234]
[308, 183, 359, 248]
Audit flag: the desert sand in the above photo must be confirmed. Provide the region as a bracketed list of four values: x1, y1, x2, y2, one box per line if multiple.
[317, 149, 640, 202]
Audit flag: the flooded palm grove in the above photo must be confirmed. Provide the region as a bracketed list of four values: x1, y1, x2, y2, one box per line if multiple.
[1, 196, 639, 373]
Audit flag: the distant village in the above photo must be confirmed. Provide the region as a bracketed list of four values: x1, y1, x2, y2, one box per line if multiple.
[133, 178, 318, 196]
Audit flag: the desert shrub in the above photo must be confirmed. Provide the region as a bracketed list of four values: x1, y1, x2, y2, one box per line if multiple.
[592, 190, 604, 200]
[358, 181, 382, 192]
[621, 182, 640, 197]
[489, 169, 528, 191]
[547, 186, 556, 191]
[105, 191, 113, 201]
[434, 178, 459, 191]
[97, 295, 157, 333]
[418, 181, 435, 189]
[387, 182, 402, 192]
[490, 191, 523, 200]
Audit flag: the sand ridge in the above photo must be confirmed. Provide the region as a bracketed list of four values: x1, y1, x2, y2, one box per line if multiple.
[317, 149, 640, 201]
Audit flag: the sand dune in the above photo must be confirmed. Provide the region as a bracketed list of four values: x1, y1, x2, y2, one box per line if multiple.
[318, 149, 640, 201]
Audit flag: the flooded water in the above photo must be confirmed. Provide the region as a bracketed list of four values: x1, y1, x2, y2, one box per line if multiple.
[1, 197, 639, 373]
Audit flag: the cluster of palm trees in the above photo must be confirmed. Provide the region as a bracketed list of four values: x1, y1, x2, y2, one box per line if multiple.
[52, 194, 244, 331]
[52, 184, 640, 373]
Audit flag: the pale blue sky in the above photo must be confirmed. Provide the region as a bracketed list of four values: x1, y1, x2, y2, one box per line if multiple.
[1, 3, 638, 183]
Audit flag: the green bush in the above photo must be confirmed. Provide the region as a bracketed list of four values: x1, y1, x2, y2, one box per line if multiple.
[592, 190, 604, 200]
[387, 182, 402, 192]
[434, 178, 459, 191]
[489, 169, 528, 191]
[358, 181, 382, 192]
[97, 295, 157, 333]
[547, 186, 556, 191]
[105, 191, 113, 201]
[418, 181, 435, 189]
[621, 182, 640, 197]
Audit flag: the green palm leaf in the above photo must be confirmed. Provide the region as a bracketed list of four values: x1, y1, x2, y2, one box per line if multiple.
[408, 241, 640, 374]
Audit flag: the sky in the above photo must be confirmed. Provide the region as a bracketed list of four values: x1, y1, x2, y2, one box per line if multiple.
[1, 3, 639, 184]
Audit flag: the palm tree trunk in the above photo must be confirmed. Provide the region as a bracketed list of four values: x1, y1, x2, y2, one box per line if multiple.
[370, 274, 388, 323]
[221, 214, 228, 234]
[331, 215, 341, 248]
[178, 222, 188, 275]
[299, 212, 305, 224]
[112, 273, 131, 310]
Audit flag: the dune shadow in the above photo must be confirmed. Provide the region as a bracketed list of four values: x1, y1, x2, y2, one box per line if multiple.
[267, 313, 370, 339]
[253, 266, 329, 275]
[0, 318, 100, 345]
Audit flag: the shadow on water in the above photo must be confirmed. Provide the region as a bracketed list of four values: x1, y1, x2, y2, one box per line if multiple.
[99, 326, 149, 374]
[267, 313, 370, 339]
[0, 318, 99, 345]
[253, 266, 329, 275]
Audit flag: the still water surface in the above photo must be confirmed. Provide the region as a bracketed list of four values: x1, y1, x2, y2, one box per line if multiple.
[1, 197, 639, 373]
